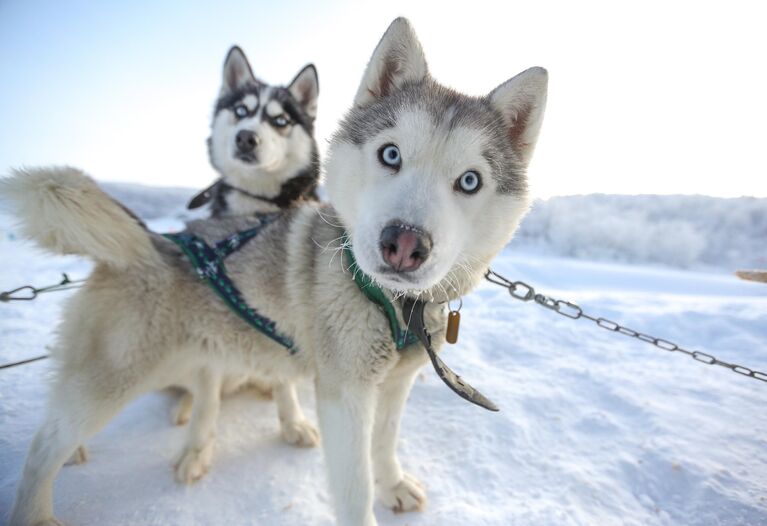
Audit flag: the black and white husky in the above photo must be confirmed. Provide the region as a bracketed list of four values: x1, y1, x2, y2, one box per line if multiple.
[173, 46, 322, 450]
[196, 45, 320, 217]
[4, 18, 547, 526]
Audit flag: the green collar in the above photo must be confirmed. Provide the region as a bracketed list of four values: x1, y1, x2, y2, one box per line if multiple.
[342, 239, 419, 350]
[341, 236, 499, 411]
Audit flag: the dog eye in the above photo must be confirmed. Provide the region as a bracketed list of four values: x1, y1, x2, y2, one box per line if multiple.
[378, 144, 401, 169]
[273, 115, 289, 128]
[234, 105, 249, 118]
[455, 171, 482, 194]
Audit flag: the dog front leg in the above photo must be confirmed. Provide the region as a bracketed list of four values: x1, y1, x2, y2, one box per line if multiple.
[372, 359, 426, 513]
[175, 368, 221, 484]
[316, 374, 378, 526]
[274, 381, 320, 447]
[11, 373, 132, 526]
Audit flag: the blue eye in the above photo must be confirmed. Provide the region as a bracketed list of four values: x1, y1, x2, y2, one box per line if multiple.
[378, 144, 401, 169]
[273, 116, 289, 127]
[456, 171, 481, 194]
[234, 105, 249, 118]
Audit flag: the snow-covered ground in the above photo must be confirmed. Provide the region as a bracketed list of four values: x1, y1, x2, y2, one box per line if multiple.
[1, 187, 766, 525]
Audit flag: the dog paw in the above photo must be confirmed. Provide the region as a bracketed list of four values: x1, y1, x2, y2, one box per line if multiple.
[172, 393, 194, 426]
[33, 519, 66, 526]
[172, 407, 190, 426]
[174, 442, 213, 484]
[280, 419, 320, 448]
[65, 445, 88, 466]
[379, 473, 426, 513]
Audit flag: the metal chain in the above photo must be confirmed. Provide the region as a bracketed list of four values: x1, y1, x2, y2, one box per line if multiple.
[0, 274, 83, 369]
[485, 269, 767, 384]
[0, 354, 48, 370]
[0, 273, 85, 302]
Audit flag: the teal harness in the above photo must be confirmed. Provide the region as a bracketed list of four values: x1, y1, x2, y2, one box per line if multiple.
[163, 219, 417, 354]
[163, 215, 297, 353]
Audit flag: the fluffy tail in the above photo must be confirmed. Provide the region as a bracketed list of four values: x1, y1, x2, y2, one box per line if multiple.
[0, 166, 159, 268]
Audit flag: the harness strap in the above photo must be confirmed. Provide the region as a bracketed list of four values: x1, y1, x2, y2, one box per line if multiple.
[213, 228, 264, 259]
[163, 216, 298, 354]
[403, 297, 499, 412]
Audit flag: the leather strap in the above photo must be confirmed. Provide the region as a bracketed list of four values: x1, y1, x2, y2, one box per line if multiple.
[403, 297, 499, 412]
[187, 179, 284, 210]
[187, 180, 221, 210]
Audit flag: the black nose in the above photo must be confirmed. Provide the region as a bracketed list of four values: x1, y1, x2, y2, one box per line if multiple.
[380, 224, 432, 272]
[236, 130, 259, 153]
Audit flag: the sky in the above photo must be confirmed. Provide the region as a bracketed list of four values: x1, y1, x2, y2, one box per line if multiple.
[1, 0, 766, 198]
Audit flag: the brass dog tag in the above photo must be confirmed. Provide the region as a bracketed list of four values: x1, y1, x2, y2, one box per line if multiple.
[446, 310, 460, 344]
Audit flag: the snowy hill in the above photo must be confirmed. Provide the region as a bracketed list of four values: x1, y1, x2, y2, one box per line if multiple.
[511, 194, 767, 270]
[1, 184, 766, 525]
[94, 184, 767, 270]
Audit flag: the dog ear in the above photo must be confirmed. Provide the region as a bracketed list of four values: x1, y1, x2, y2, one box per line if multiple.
[354, 17, 428, 107]
[489, 67, 548, 166]
[222, 46, 259, 94]
[288, 64, 319, 119]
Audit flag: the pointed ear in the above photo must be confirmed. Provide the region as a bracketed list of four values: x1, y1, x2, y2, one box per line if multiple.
[221, 46, 258, 94]
[288, 64, 319, 119]
[489, 67, 548, 166]
[353, 17, 428, 107]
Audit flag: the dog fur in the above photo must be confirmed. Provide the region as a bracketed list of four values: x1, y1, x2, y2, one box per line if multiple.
[5, 18, 547, 526]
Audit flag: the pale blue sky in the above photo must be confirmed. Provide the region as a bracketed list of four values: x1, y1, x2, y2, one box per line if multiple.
[2, 0, 766, 197]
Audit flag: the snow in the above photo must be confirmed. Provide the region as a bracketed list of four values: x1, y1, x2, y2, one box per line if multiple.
[511, 194, 767, 271]
[1, 186, 767, 525]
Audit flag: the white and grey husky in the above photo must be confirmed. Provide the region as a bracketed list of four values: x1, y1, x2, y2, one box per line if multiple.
[4, 18, 547, 526]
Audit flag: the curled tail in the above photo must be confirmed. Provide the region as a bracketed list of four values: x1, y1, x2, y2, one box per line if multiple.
[0, 166, 159, 268]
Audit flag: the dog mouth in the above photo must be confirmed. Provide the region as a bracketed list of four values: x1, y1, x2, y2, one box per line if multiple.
[371, 265, 436, 294]
[375, 266, 418, 282]
[235, 153, 258, 164]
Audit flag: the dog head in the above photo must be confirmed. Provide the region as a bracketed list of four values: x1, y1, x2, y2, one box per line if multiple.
[208, 46, 319, 197]
[326, 18, 547, 299]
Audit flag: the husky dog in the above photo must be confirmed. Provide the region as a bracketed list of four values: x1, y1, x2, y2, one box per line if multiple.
[201, 45, 320, 217]
[174, 46, 321, 447]
[5, 18, 547, 526]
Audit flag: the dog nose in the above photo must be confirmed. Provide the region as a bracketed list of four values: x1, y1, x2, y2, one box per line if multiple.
[380, 224, 432, 272]
[235, 130, 259, 153]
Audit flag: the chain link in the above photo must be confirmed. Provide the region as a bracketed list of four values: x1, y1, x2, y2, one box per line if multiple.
[485, 269, 767, 384]
[0, 273, 85, 302]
